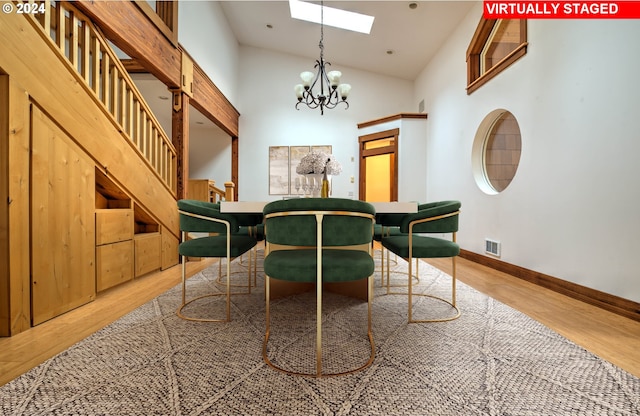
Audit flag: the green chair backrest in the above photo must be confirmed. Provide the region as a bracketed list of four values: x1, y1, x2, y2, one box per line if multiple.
[177, 199, 238, 234]
[401, 200, 461, 234]
[263, 198, 375, 247]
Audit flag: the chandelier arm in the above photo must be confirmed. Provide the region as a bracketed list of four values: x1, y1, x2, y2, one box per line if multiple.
[322, 93, 341, 109]
[298, 91, 321, 110]
[309, 60, 323, 97]
[304, 90, 321, 109]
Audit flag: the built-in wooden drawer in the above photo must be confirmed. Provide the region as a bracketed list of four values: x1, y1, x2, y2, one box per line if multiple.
[135, 232, 162, 277]
[96, 240, 134, 292]
[96, 209, 134, 245]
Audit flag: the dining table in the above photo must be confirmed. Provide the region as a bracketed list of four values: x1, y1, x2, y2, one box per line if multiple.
[219, 199, 418, 300]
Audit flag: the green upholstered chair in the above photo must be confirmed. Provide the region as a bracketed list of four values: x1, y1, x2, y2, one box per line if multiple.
[381, 200, 461, 323]
[195, 203, 259, 292]
[177, 199, 258, 322]
[262, 198, 376, 377]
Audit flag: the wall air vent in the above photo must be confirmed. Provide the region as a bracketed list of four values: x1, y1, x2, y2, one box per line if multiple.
[485, 238, 501, 257]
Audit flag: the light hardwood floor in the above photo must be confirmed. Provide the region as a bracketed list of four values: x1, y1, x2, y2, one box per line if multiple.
[1, 251, 639, 387]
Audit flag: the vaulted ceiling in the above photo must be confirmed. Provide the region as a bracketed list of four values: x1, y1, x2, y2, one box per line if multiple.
[134, 1, 478, 134]
[220, 1, 477, 80]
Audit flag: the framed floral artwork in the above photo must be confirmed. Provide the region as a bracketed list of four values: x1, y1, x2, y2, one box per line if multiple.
[312, 145, 332, 155]
[268, 146, 290, 195]
[269, 145, 338, 196]
[289, 146, 310, 195]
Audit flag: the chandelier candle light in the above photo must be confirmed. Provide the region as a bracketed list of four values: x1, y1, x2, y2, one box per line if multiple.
[294, 1, 351, 115]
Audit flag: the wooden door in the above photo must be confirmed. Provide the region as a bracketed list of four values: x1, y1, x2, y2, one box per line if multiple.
[31, 106, 96, 325]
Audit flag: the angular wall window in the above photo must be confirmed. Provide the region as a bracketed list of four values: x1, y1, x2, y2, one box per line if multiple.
[472, 110, 522, 194]
[467, 19, 527, 94]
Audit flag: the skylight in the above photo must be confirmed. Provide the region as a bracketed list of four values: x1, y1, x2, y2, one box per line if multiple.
[289, 0, 374, 35]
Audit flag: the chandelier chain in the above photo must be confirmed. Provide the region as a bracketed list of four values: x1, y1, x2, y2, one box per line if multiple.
[319, 1, 324, 60]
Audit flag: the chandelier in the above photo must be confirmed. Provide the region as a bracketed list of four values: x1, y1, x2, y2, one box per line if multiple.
[294, 1, 351, 115]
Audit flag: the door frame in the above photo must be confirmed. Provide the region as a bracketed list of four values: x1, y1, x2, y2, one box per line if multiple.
[358, 128, 399, 201]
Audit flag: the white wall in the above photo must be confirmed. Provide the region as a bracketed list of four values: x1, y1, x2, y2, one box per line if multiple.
[236, 46, 413, 202]
[178, 1, 236, 186]
[188, 124, 232, 183]
[358, 118, 428, 203]
[415, 3, 640, 302]
[178, 1, 239, 103]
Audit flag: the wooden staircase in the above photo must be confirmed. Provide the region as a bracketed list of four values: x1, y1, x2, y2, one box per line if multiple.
[0, 2, 182, 335]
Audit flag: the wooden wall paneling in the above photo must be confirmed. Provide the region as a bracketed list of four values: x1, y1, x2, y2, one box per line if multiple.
[191, 63, 240, 138]
[0, 77, 31, 336]
[0, 12, 179, 238]
[30, 106, 96, 326]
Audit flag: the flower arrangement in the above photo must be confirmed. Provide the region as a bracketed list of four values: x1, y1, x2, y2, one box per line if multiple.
[296, 151, 342, 175]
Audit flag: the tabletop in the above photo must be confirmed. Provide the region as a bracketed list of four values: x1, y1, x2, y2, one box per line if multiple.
[219, 200, 418, 214]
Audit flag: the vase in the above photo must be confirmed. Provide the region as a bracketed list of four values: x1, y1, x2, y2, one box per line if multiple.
[321, 171, 329, 198]
[305, 173, 323, 197]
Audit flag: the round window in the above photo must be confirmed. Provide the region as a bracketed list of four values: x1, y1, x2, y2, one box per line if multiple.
[472, 110, 522, 194]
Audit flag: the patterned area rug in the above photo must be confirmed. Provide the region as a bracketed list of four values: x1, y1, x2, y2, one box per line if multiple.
[2, 251, 639, 415]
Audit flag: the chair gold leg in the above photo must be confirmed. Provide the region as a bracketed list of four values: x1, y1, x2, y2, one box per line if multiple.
[181, 254, 187, 306]
[407, 256, 460, 324]
[262, 273, 376, 377]
[215, 254, 254, 295]
[380, 244, 386, 287]
[408, 254, 413, 322]
[225, 253, 231, 321]
[177, 253, 231, 323]
[382, 249, 419, 296]
[177, 227, 232, 323]
[247, 248, 252, 295]
[263, 274, 271, 365]
[254, 245, 258, 286]
[452, 255, 457, 307]
[316, 216, 323, 376]
[386, 247, 390, 294]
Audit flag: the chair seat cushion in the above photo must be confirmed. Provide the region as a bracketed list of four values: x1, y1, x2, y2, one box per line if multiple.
[264, 249, 374, 283]
[179, 235, 257, 258]
[382, 235, 460, 258]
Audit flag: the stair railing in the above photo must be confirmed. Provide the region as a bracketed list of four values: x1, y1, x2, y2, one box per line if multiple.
[25, 0, 177, 195]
